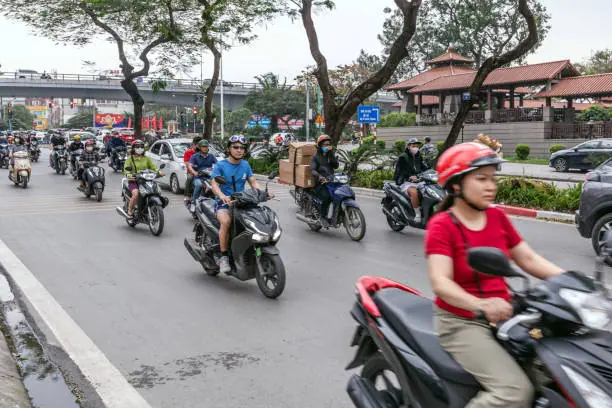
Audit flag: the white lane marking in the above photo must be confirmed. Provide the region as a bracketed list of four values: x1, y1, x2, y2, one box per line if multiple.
[0, 239, 153, 408]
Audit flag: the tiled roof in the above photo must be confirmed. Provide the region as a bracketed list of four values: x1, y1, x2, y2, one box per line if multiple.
[385, 65, 475, 90]
[426, 49, 473, 65]
[408, 60, 579, 94]
[392, 95, 440, 107]
[503, 99, 612, 110]
[533, 73, 612, 98]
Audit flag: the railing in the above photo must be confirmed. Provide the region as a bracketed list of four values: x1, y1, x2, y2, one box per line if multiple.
[493, 107, 542, 123]
[419, 113, 438, 126]
[549, 121, 612, 139]
[440, 112, 457, 126]
[553, 107, 577, 123]
[465, 110, 485, 124]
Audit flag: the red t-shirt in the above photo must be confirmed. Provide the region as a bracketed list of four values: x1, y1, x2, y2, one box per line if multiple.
[184, 148, 196, 163]
[425, 207, 522, 318]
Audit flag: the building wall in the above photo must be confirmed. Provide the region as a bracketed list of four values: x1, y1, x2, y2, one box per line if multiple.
[377, 122, 588, 157]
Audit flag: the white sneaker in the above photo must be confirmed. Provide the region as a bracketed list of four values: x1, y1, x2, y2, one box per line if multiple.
[219, 256, 231, 274]
[413, 207, 422, 224]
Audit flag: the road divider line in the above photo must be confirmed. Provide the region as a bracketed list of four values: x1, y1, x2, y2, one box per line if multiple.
[0, 239, 153, 408]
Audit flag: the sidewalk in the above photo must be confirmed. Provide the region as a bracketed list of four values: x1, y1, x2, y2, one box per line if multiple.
[498, 162, 584, 183]
[0, 325, 31, 408]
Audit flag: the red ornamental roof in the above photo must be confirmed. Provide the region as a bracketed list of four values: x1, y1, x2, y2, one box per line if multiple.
[385, 65, 475, 91]
[426, 49, 473, 65]
[534, 73, 612, 98]
[408, 60, 579, 94]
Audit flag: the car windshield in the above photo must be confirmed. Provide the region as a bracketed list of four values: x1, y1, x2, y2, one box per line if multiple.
[172, 143, 191, 156]
[597, 158, 612, 173]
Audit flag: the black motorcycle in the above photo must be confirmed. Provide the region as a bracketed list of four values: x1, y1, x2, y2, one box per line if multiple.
[109, 146, 127, 172]
[52, 146, 68, 175]
[0, 143, 9, 169]
[381, 169, 446, 232]
[184, 173, 286, 299]
[115, 164, 168, 236]
[28, 139, 41, 162]
[345, 242, 612, 408]
[186, 168, 215, 219]
[78, 161, 105, 202]
[69, 148, 83, 179]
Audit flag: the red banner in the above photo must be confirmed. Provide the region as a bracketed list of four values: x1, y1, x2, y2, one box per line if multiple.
[95, 113, 125, 128]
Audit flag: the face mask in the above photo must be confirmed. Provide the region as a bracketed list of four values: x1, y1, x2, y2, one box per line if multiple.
[409, 147, 419, 155]
[86, 146, 93, 152]
[321, 147, 330, 153]
[134, 148, 144, 155]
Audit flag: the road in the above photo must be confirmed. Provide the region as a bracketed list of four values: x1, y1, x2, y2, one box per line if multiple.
[0, 150, 601, 408]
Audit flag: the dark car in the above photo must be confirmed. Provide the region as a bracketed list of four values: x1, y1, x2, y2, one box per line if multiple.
[576, 157, 612, 264]
[549, 138, 612, 172]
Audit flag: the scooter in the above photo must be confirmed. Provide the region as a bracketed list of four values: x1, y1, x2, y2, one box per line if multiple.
[381, 169, 446, 232]
[186, 168, 214, 219]
[109, 146, 127, 172]
[28, 139, 41, 162]
[8, 150, 31, 188]
[345, 241, 612, 408]
[0, 143, 9, 169]
[52, 146, 68, 175]
[292, 173, 366, 241]
[115, 164, 168, 236]
[184, 172, 286, 299]
[78, 161, 105, 202]
[69, 149, 83, 179]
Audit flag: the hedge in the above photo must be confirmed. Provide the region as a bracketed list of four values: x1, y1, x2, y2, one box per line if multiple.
[515, 144, 530, 160]
[549, 144, 566, 155]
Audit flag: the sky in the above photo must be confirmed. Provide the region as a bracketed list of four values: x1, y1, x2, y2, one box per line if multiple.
[0, 0, 610, 84]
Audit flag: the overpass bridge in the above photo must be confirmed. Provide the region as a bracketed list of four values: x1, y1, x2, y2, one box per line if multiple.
[0, 72, 399, 111]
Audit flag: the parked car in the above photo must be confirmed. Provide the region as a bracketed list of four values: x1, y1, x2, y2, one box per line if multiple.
[576, 157, 612, 265]
[549, 138, 612, 172]
[146, 138, 224, 194]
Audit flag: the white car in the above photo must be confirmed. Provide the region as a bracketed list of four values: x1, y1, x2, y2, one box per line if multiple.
[146, 138, 224, 194]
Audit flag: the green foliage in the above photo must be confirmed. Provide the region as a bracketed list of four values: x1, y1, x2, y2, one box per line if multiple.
[549, 144, 566, 155]
[337, 145, 378, 176]
[393, 140, 406, 154]
[248, 158, 279, 175]
[376, 140, 386, 150]
[362, 136, 375, 146]
[5, 105, 35, 130]
[515, 144, 530, 160]
[245, 124, 264, 137]
[351, 170, 394, 190]
[379, 112, 416, 128]
[577, 106, 612, 122]
[65, 111, 94, 129]
[226, 108, 253, 135]
[496, 177, 582, 213]
[436, 141, 445, 154]
[575, 49, 612, 75]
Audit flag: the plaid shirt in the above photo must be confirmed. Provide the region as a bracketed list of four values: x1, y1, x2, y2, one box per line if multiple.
[79, 151, 100, 165]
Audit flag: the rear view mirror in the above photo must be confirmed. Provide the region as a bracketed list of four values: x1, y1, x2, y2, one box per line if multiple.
[214, 176, 227, 185]
[159, 163, 166, 169]
[125, 166, 133, 172]
[467, 247, 524, 278]
[268, 171, 277, 180]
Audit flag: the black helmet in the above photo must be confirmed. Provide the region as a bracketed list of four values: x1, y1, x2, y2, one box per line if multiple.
[406, 137, 421, 146]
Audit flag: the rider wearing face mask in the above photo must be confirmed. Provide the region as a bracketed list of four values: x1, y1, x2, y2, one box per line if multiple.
[123, 140, 164, 219]
[77, 140, 101, 190]
[310, 134, 339, 225]
[394, 137, 428, 223]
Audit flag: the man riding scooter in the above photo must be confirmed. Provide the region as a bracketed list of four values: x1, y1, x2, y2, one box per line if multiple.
[8, 135, 28, 179]
[77, 140, 101, 191]
[49, 131, 66, 168]
[394, 137, 428, 224]
[105, 132, 126, 170]
[68, 135, 85, 173]
[188, 139, 217, 209]
[309, 134, 339, 227]
[183, 136, 202, 208]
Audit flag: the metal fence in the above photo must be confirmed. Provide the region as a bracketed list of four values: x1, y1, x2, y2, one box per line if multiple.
[492, 107, 542, 123]
[549, 121, 612, 139]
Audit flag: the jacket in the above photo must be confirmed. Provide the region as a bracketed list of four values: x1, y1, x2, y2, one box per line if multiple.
[394, 151, 428, 185]
[310, 150, 339, 182]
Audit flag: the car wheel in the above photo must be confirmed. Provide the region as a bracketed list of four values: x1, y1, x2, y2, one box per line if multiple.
[553, 157, 568, 172]
[591, 213, 612, 267]
[170, 173, 182, 194]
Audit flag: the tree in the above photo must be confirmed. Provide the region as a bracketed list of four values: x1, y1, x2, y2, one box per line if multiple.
[5, 105, 34, 130]
[0, 0, 202, 138]
[575, 49, 612, 75]
[65, 111, 95, 129]
[245, 73, 306, 134]
[226, 108, 253, 134]
[442, 0, 539, 152]
[364, 0, 550, 85]
[287, 0, 422, 145]
[197, 0, 281, 140]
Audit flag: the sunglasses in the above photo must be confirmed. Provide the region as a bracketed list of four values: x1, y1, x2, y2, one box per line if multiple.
[230, 145, 246, 151]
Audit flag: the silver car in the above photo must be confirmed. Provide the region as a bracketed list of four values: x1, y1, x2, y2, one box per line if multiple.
[146, 138, 224, 194]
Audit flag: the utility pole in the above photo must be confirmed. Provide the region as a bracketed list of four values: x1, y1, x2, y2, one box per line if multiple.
[316, 85, 322, 136]
[305, 79, 310, 141]
[92, 99, 96, 129]
[220, 35, 224, 139]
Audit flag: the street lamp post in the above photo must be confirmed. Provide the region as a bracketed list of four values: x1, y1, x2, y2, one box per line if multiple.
[220, 43, 224, 139]
[305, 79, 310, 141]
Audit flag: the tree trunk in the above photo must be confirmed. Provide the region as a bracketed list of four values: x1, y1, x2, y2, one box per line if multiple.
[203, 40, 221, 140]
[121, 79, 145, 138]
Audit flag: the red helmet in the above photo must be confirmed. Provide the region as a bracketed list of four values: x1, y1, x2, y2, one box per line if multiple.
[436, 142, 505, 188]
[84, 140, 95, 147]
[132, 139, 144, 148]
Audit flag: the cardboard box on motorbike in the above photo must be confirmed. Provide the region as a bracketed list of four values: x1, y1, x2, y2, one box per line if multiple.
[279, 142, 317, 188]
[288, 142, 316, 165]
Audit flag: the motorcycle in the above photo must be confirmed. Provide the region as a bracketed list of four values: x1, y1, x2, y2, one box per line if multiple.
[115, 164, 168, 236]
[52, 146, 68, 175]
[381, 169, 446, 232]
[109, 146, 127, 172]
[187, 168, 215, 219]
[0, 143, 9, 169]
[291, 173, 366, 241]
[78, 161, 105, 202]
[8, 150, 31, 188]
[345, 240, 612, 408]
[28, 140, 41, 162]
[184, 172, 286, 299]
[69, 149, 83, 179]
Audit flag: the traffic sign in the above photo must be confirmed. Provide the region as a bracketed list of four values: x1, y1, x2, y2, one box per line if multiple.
[358, 106, 380, 123]
[462, 92, 471, 101]
[315, 114, 323, 124]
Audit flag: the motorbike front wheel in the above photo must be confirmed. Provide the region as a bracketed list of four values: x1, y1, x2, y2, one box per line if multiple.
[344, 207, 366, 241]
[386, 205, 405, 232]
[361, 353, 408, 408]
[256, 253, 286, 299]
[21, 177, 28, 189]
[148, 204, 165, 236]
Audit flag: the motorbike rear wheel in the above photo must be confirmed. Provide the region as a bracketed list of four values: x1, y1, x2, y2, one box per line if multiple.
[95, 187, 103, 202]
[344, 207, 366, 241]
[148, 204, 165, 236]
[386, 206, 405, 232]
[361, 353, 409, 408]
[256, 253, 286, 299]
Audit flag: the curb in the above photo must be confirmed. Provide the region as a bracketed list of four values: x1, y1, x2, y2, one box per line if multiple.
[256, 174, 574, 223]
[497, 173, 581, 184]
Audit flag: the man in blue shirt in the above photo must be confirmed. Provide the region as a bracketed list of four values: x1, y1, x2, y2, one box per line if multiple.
[188, 139, 218, 203]
[211, 135, 272, 274]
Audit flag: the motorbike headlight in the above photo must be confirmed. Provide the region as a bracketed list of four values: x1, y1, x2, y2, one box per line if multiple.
[244, 219, 267, 236]
[562, 365, 612, 408]
[252, 233, 270, 243]
[559, 289, 612, 330]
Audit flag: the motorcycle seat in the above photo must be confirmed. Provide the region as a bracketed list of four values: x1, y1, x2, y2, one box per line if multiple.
[197, 198, 220, 228]
[373, 288, 478, 386]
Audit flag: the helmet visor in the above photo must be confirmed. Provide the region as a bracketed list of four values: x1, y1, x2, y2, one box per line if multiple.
[469, 154, 506, 170]
[229, 135, 246, 145]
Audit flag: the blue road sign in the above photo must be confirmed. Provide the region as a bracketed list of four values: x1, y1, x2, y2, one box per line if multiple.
[462, 92, 471, 101]
[358, 106, 380, 123]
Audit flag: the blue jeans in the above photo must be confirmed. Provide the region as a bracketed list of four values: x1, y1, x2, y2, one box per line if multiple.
[192, 178, 206, 202]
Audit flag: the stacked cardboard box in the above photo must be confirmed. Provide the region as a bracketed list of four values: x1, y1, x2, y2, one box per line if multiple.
[279, 142, 317, 188]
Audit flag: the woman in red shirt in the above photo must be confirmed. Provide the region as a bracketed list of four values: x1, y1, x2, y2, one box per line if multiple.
[425, 142, 563, 408]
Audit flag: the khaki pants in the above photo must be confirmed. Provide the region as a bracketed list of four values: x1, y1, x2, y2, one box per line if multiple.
[435, 307, 534, 408]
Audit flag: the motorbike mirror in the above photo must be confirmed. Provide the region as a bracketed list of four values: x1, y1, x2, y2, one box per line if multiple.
[214, 176, 227, 185]
[125, 166, 133, 172]
[159, 163, 166, 169]
[467, 247, 524, 279]
[268, 171, 277, 180]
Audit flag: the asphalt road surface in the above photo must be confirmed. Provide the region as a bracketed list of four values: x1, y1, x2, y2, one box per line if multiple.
[0, 150, 601, 408]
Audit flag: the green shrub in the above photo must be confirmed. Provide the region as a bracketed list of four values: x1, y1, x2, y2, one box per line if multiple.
[549, 144, 566, 155]
[379, 112, 417, 128]
[577, 105, 612, 122]
[393, 140, 406, 154]
[376, 140, 386, 150]
[362, 135, 375, 146]
[248, 158, 279, 175]
[496, 177, 581, 213]
[436, 141, 445, 154]
[351, 170, 394, 190]
[515, 144, 530, 160]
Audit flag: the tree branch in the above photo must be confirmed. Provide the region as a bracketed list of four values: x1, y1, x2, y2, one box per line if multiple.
[300, 0, 334, 99]
[131, 36, 170, 79]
